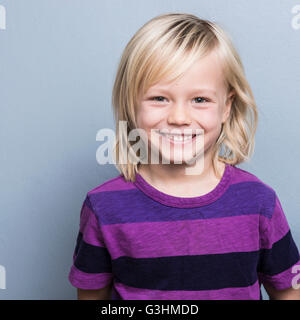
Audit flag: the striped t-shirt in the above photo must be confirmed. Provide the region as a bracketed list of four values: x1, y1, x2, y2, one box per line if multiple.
[68, 163, 300, 299]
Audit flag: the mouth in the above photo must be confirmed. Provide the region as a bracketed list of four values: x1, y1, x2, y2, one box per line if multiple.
[158, 131, 202, 144]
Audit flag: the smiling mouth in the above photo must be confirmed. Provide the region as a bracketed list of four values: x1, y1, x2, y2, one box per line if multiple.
[158, 131, 202, 143]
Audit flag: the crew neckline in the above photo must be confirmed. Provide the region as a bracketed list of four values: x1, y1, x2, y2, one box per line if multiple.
[133, 163, 233, 208]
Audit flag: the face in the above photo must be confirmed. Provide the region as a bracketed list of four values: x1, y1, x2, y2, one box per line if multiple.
[136, 50, 234, 166]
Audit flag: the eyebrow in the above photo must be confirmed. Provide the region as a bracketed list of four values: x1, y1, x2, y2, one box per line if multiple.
[147, 87, 217, 97]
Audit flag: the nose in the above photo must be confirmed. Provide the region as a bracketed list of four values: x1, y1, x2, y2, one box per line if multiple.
[167, 102, 192, 126]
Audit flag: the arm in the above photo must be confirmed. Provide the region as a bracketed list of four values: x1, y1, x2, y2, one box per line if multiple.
[77, 282, 113, 300]
[264, 282, 300, 300]
[258, 192, 300, 300]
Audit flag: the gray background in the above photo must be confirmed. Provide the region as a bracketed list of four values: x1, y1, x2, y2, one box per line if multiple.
[0, 0, 299, 300]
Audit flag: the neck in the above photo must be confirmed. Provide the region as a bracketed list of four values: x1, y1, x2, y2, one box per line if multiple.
[137, 149, 224, 188]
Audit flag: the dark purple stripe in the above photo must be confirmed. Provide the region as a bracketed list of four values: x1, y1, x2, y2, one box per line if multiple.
[258, 230, 300, 275]
[112, 250, 259, 291]
[74, 232, 112, 273]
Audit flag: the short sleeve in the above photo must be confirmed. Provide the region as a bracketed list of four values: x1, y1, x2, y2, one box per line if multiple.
[68, 194, 113, 290]
[258, 192, 300, 290]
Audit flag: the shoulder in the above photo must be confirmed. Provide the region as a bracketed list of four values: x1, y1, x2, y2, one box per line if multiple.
[230, 165, 276, 192]
[87, 174, 135, 196]
[84, 174, 137, 217]
[231, 165, 273, 190]
[230, 165, 277, 218]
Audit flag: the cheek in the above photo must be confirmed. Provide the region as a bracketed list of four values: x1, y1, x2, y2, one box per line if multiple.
[136, 105, 149, 129]
[137, 117, 155, 132]
[137, 105, 164, 129]
[195, 110, 221, 131]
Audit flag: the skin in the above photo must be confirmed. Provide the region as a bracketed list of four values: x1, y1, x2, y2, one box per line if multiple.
[77, 283, 113, 300]
[136, 50, 235, 196]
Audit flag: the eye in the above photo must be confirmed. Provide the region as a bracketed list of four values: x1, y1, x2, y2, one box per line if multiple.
[193, 97, 209, 103]
[150, 96, 166, 102]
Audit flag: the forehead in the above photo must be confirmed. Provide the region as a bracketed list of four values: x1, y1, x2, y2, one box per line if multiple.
[147, 51, 226, 94]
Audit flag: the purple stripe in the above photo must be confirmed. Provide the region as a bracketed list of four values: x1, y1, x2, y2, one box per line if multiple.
[102, 215, 260, 259]
[259, 196, 290, 249]
[113, 280, 261, 300]
[89, 181, 275, 225]
[231, 167, 274, 192]
[79, 200, 106, 247]
[68, 265, 112, 290]
[231, 167, 261, 184]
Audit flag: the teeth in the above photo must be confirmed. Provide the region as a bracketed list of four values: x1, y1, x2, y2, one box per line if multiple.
[168, 135, 192, 141]
[160, 133, 194, 141]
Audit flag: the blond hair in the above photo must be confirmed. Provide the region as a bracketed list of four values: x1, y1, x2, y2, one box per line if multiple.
[111, 13, 258, 182]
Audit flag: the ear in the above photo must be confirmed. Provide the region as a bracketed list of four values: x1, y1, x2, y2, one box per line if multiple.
[222, 89, 235, 123]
